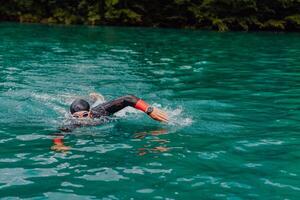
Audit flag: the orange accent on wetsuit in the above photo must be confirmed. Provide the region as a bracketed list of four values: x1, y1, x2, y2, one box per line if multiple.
[134, 99, 149, 112]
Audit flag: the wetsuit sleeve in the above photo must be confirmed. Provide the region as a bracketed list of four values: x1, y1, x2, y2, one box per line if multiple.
[91, 95, 150, 116]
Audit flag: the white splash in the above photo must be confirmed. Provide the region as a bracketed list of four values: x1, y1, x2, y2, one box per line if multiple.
[152, 103, 193, 127]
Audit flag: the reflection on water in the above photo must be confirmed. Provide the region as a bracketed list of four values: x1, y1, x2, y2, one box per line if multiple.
[0, 23, 300, 199]
[51, 128, 170, 156]
[134, 129, 170, 156]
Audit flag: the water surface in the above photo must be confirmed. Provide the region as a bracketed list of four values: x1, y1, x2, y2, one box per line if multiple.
[0, 23, 300, 199]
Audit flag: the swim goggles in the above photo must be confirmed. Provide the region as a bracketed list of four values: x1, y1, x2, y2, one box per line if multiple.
[73, 111, 90, 118]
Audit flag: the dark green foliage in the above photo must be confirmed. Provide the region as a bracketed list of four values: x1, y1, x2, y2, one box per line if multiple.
[1, 0, 300, 31]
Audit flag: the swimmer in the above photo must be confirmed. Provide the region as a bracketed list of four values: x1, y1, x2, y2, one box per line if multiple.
[52, 93, 168, 151]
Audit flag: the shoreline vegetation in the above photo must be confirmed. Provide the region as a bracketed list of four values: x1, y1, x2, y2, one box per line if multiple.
[1, 0, 300, 32]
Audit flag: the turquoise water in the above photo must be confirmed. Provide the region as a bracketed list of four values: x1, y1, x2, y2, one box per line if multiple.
[1, 23, 300, 199]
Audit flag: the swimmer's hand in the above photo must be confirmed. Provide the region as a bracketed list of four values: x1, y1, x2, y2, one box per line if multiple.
[149, 107, 169, 123]
[89, 92, 105, 102]
[51, 144, 70, 152]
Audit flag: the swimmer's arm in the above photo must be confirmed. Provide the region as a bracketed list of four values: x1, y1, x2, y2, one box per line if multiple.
[98, 95, 168, 122]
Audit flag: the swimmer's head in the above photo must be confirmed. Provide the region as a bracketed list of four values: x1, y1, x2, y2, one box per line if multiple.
[70, 99, 90, 114]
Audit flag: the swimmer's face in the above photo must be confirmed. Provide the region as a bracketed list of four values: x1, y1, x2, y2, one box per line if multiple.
[72, 111, 90, 118]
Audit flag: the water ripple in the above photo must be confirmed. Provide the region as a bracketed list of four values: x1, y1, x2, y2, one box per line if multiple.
[0, 23, 300, 199]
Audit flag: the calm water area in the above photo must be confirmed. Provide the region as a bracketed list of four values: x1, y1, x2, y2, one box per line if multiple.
[0, 23, 300, 199]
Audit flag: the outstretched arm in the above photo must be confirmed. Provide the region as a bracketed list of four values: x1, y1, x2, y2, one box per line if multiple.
[91, 95, 168, 122]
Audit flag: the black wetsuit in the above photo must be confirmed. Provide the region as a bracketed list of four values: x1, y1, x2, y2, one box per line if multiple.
[60, 95, 139, 132]
[90, 95, 139, 118]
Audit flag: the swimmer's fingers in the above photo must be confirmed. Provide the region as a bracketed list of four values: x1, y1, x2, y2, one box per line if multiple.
[149, 107, 169, 123]
[156, 108, 169, 122]
[156, 111, 168, 122]
[158, 112, 169, 123]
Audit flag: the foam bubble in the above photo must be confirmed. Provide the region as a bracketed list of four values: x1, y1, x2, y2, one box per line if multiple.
[179, 65, 192, 70]
[160, 58, 173, 62]
[195, 61, 208, 65]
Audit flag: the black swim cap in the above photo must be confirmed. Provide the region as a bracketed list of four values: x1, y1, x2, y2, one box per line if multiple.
[70, 99, 90, 114]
